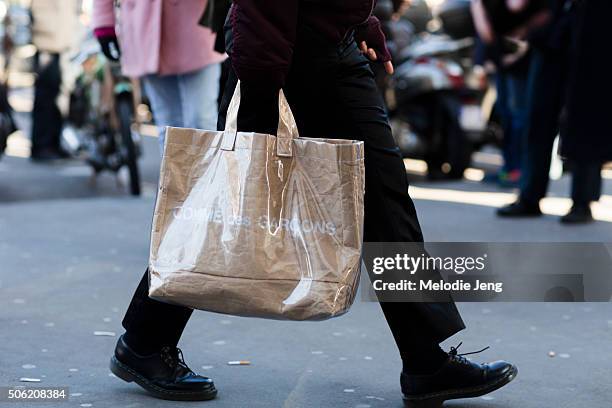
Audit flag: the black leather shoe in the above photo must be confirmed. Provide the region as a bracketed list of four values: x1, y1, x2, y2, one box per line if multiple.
[560, 204, 593, 224]
[497, 200, 542, 217]
[401, 344, 517, 408]
[110, 335, 217, 401]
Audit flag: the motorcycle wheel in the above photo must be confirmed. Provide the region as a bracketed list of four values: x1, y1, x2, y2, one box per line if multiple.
[116, 95, 141, 196]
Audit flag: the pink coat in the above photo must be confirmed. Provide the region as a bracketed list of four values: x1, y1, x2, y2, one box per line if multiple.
[92, 0, 225, 78]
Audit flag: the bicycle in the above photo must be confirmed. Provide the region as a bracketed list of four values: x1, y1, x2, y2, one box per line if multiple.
[67, 40, 142, 195]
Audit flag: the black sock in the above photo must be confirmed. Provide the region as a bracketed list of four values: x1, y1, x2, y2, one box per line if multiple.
[401, 344, 449, 375]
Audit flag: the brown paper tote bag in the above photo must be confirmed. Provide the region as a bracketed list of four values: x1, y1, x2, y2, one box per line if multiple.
[148, 82, 365, 320]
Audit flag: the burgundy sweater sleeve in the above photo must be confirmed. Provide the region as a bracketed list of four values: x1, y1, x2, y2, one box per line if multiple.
[230, 0, 299, 89]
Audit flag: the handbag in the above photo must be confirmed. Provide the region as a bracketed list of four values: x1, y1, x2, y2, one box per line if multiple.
[148, 83, 365, 320]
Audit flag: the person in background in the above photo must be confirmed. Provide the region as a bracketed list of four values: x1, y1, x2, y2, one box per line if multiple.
[92, 0, 225, 154]
[558, 0, 610, 223]
[198, 0, 233, 105]
[0, 6, 17, 157]
[496, 0, 601, 223]
[480, 38, 530, 188]
[30, 0, 78, 161]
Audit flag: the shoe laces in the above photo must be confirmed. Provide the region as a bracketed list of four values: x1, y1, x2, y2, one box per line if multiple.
[160, 346, 194, 375]
[448, 342, 490, 364]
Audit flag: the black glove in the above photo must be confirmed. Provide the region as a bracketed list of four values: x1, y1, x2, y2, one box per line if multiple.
[95, 29, 121, 61]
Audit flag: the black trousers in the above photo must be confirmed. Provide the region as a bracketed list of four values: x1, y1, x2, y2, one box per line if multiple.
[520, 50, 602, 205]
[31, 52, 63, 155]
[123, 33, 464, 356]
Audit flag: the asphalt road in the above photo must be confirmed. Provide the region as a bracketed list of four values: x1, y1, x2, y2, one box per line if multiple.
[1, 133, 611, 408]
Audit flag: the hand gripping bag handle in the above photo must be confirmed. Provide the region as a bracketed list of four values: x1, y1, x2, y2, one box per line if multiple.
[221, 80, 299, 157]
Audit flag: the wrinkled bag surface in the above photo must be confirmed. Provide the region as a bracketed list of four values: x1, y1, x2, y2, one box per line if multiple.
[149, 83, 365, 320]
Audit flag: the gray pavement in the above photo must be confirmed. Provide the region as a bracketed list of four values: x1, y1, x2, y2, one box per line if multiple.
[1, 134, 612, 408]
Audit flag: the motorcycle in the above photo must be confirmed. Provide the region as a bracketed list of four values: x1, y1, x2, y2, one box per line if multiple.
[386, 0, 491, 179]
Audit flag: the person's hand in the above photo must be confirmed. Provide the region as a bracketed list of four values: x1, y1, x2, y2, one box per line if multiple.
[359, 41, 394, 74]
[355, 16, 394, 75]
[94, 27, 121, 61]
[472, 0, 550, 44]
[506, 0, 529, 11]
[501, 38, 529, 66]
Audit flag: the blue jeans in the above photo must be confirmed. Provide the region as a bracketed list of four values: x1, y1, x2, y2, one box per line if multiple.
[142, 63, 221, 155]
[496, 70, 528, 173]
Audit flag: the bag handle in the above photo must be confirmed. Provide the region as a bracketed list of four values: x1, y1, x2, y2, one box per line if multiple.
[221, 80, 299, 157]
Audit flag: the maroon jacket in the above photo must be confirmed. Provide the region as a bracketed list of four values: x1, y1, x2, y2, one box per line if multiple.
[229, 0, 385, 88]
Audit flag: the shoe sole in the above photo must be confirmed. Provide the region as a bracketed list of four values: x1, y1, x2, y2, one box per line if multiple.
[110, 356, 217, 401]
[403, 365, 518, 408]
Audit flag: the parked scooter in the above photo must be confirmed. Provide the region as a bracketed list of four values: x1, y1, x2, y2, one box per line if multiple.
[386, 0, 490, 179]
